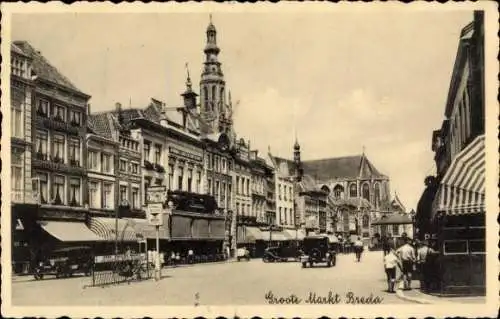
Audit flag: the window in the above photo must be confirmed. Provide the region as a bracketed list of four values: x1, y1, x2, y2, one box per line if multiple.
[52, 104, 66, 122]
[333, 185, 344, 199]
[362, 232, 370, 238]
[227, 184, 232, 207]
[203, 87, 209, 110]
[69, 110, 81, 126]
[144, 178, 151, 203]
[187, 169, 193, 192]
[69, 138, 81, 166]
[89, 181, 99, 209]
[103, 183, 113, 209]
[215, 180, 220, 202]
[143, 142, 151, 162]
[392, 224, 399, 235]
[196, 171, 202, 193]
[362, 215, 369, 228]
[36, 172, 49, 204]
[120, 159, 127, 172]
[374, 183, 381, 208]
[37, 99, 49, 117]
[236, 203, 240, 215]
[88, 151, 98, 170]
[120, 185, 128, 203]
[469, 240, 485, 254]
[289, 187, 292, 201]
[102, 153, 112, 173]
[284, 186, 287, 201]
[211, 86, 216, 103]
[35, 130, 48, 160]
[132, 187, 139, 209]
[69, 178, 81, 206]
[155, 178, 163, 186]
[11, 99, 23, 138]
[279, 207, 282, 224]
[154, 144, 162, 164]
[362, 183, 370, 201]
[52, 134, 65, 163]
[221, 182, 226, 206]
[349, 183, 357, 198]
[443, 240, 468, 255]
[168, 164, 174, 190]
[178, 167, 184, 190]
[207, 154, 212, 169]
[11, 155, 23, 201]
[52, 175, 65, 205]
[284, 208, 287, 224]
[278, 185, 282, 200]
[131, 162, 139, 174]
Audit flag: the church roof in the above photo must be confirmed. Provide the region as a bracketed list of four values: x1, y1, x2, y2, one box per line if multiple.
[371, 213, 413, 225]
[14, 41, 88, 96]
[302, 155, 386, 181]
[270, 156, 296, 178]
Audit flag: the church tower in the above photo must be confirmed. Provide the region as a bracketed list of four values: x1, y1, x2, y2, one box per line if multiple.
[200, 15, 226, 133]
[294, 137, 303, 182]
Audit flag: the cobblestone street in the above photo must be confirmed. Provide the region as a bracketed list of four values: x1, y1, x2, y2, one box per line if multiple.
[13, 251, 410, 306]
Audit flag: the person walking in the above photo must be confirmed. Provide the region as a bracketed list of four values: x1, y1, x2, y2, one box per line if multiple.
[188, 248, 194, 264]
[396, 237, 416, 290]
[417, 240, 436, 292]
[383, 247, 401, 293]
[354, 237, 364, 262]
[171, 251, 177, 267]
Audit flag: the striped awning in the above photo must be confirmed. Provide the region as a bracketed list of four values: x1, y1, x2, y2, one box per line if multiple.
[40, 221, 106, 242]
[282, 229, 306, 240]
[432, 135, 485, 219]
[237, 226, 263, 244]
[88, 217, 144, 242]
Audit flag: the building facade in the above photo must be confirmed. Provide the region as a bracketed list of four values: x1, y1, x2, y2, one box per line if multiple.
[12, 41, 93, 272]
[10, 43, 35, 273]
[417, 12, 485, 296]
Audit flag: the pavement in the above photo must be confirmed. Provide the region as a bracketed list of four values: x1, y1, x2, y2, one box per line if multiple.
[11, 250, 412, 306]
[395, 280, 486, 304]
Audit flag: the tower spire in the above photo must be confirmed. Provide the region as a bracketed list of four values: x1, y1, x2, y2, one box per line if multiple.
[185, 62, 192, 90]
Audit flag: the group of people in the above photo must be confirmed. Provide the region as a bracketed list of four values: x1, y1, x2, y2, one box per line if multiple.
[383, 236, 437, 293]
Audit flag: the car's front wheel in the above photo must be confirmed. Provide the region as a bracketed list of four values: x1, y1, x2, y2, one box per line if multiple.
[302, 262, 307, 268]
[327, 261, 332, 267]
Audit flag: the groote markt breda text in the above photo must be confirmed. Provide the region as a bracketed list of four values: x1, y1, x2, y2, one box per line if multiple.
[264, 290, 384, 305]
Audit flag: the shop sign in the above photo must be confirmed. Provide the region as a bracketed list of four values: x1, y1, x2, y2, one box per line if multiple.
[147, 203, 164, 226]
[169, 147, 203, 163]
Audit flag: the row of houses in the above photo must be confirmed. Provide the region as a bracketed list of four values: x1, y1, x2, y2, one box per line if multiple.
[10, 17, 411, 272]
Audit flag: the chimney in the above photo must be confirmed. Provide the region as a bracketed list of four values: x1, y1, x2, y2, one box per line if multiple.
[116, 102, 123, 125]
[87, 103, 91, 116]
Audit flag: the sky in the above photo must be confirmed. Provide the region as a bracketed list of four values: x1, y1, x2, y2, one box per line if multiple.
[11, 10, 474, 211]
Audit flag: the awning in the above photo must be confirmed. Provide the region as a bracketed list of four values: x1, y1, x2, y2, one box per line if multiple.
[432, 135, 485, 219]
[237, 226, 263, 244]
[282, 229, 306, 240]
[125, 218, 169, 240]
[40, 221, 105, 242]
[261, 231, 287, 241]
[88, 217, 143, 242]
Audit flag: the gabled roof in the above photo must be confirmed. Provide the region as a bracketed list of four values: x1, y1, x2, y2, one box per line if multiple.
[302, 154, 386, 181]
[13, 41, 87, 96]
[88, 113, 114, 140]
[270, 156, 296, 178]
[11, 43, 30, 58]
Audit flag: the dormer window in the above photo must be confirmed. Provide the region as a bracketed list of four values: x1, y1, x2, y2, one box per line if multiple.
[37, 99, 49, 117]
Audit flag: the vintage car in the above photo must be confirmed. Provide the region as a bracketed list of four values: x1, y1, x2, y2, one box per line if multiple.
[300, 235, 336, 268]
[236, 247, 251, 261]
[262, 246, 300, 262]
[33, 246, 93, 280]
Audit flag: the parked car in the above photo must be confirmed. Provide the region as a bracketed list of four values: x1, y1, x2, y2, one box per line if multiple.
[263, 246, 300, 262]
[237, 247, 250, 261]
[300, 236, 336, 268]
[33, 246, 93, 280]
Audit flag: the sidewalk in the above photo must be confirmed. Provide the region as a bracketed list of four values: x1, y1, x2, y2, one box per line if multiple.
[396, 281, 486, 304]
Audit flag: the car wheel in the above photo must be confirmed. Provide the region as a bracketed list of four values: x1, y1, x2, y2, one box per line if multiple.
[34, 273, 41, 280]
[237, 257, 241, 262]
[327, 261, 331, 268]
[309, 262, 313, 267]
[332, 259, 336, 267]
[302, 262, 307, 268]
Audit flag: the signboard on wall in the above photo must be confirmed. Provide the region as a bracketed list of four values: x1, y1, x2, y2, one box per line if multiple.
[146, 186, 167, 204]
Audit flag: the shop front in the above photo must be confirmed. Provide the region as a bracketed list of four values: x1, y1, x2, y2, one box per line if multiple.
[237, 225, 264, 257]
[431, 135, 485, 296]
[167, 212, 226, 262]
